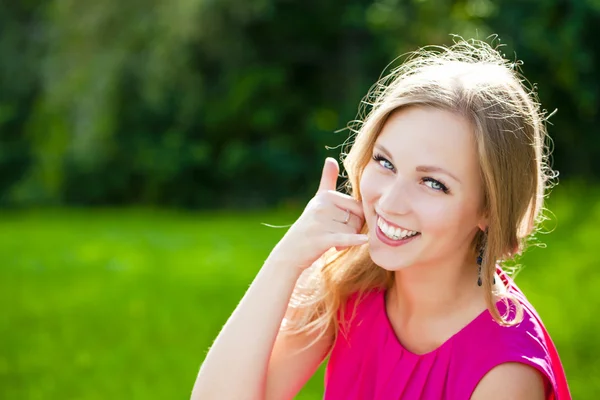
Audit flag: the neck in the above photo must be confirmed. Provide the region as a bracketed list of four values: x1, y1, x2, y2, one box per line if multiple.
[389, 254, 481, 320]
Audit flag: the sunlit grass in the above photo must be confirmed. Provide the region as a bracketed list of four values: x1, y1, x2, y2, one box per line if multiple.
[1, 182, 598, 399]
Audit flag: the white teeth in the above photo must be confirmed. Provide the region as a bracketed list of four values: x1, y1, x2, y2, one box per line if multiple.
[386, 225, 396, 238]
[377, 216, 419, 241]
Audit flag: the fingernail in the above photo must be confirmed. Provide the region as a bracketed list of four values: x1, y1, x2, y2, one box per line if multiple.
[358, 234, 369, 241]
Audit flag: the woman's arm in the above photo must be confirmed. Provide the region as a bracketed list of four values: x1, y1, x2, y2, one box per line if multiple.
[191, 257, 335, 400]
[191, 158, 366, 400]
[191, 256, 304, 400]
[264, 264, 336, 400]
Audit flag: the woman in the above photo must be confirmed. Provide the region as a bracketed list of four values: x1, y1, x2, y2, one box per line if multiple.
[191, 39, 571, 399]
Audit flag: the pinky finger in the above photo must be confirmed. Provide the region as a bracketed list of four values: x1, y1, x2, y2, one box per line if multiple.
[329, 233, 369, 248]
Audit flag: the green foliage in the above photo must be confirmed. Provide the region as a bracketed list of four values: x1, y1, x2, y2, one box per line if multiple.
[1, 183, 598, 399]
[0, 0, 599, 207]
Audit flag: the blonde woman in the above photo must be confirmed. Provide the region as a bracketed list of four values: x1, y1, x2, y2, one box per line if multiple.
[192, 39, 571, 400]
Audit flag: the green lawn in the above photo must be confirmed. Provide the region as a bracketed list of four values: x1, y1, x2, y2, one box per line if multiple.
[2, 182, 598, 399]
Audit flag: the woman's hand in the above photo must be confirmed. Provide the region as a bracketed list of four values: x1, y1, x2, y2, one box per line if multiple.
[268, 157, 368, 271]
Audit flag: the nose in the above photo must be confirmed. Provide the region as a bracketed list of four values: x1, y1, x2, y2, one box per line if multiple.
[377, 178, 412, 216]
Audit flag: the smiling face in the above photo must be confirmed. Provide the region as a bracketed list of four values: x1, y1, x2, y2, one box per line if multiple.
[360, 106, 487, 271]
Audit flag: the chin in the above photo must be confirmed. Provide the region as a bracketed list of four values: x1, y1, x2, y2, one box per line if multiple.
[367, 247, 414, 271]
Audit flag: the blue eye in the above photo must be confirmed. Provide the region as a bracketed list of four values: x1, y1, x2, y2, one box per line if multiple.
[423, 177, 450, 194]
[372, 153, 394, 171]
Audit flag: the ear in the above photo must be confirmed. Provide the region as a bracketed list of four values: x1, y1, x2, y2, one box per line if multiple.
[476, 199, 489, 232]
[477, 214, 489, 232]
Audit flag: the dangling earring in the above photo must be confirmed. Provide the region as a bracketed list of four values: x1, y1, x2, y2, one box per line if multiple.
[476, 234, 495, 287]
[477, 246, 484, 287]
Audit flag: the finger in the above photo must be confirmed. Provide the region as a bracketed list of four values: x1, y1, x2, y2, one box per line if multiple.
[329, 208, 364, 233]
[317, 158, 340, 194]
[327, 233, 369, 248]
[324, 191, 365, 220]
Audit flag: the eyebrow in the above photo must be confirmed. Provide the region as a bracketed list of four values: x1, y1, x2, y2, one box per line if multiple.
[374, 144, 462, 184]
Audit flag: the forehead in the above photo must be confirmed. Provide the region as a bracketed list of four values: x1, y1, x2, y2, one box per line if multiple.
[375, 106, 481, 182]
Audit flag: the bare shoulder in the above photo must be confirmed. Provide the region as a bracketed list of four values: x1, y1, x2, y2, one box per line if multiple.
[470, 362, 547, 400]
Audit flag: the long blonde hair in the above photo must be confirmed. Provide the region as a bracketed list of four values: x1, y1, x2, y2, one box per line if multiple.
[282, 38, 556, 346]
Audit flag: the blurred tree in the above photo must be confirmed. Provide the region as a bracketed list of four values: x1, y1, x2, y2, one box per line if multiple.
[0, 0, 598, 208]
[488, 0, 600, 178]
[0, 0, 43, 203]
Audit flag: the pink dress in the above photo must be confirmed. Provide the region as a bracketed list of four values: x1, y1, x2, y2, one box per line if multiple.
[324, 268, 571, 399]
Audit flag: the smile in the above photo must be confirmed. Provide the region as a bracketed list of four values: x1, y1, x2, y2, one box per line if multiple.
[376, 215, 420, 241]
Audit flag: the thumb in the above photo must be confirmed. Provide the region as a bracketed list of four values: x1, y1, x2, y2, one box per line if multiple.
[317, 157, 340, 193]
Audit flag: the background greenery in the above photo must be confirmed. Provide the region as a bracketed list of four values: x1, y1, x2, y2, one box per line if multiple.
[3, 185, 599, 399]
[1, 0, 599, 208]
[2, 0, 598, 398]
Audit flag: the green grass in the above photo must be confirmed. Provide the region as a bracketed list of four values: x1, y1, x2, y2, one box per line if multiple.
[1, 182, 598, 399]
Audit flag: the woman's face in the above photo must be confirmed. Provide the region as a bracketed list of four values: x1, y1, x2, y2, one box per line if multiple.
[360, 106, 486, 271]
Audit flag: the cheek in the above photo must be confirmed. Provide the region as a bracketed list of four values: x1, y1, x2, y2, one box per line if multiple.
[359, 166, 379, 203]
[414, 196, 479, 234]
[417, 201, 456, 231]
